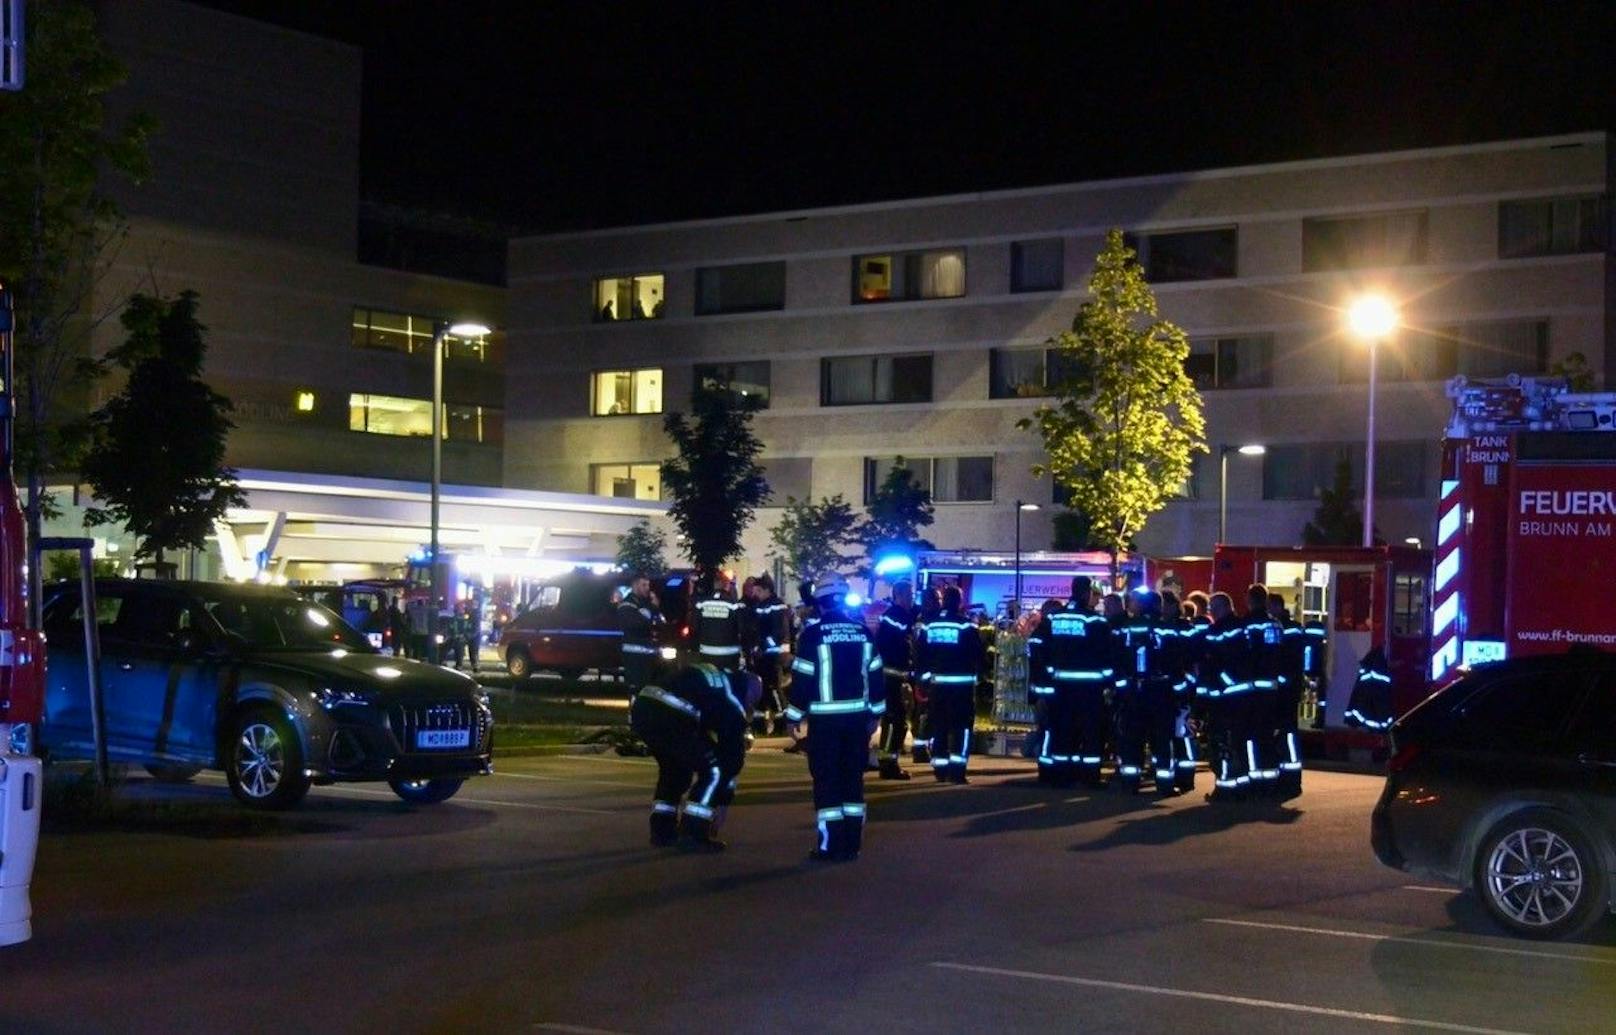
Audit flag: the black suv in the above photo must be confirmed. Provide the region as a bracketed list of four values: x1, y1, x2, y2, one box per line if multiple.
[1371, 653, 1616, 939]
[39, 580, 493, 809]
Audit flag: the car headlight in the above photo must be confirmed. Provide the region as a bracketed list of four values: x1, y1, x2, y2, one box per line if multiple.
[314, 687, 373, 709]
[659, 646, 678, 660]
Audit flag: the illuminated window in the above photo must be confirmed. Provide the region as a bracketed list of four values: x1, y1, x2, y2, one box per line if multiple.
[590, 369, 664, 416]
[594, 274, 665, 321]
[294, 390, 316, 413]
[347, 394, 503, 444]
[350, 308, 497, 363]
[852, 249, 966, 303]
[591, 462, 663, 500]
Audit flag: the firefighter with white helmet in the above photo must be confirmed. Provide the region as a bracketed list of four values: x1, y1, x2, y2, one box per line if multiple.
[786, 579, 883, 861]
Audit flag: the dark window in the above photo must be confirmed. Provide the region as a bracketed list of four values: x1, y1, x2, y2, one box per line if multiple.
[695, 262, 786, 315]
[852, 249, 966, 303]
[1302, 212, 1428, 271]
[1340, 319, 1548, 383]
[1262, 441, 1426, 500]
[822, 354, 933, 405]
[1185, 336, 1272, 389]
[1499, 197, 1607, 258]
[1392, 574, 1426, 638]
[1452, 673, 1589, 753]
[864, 456, 993, 503]
[694, 361, 771, 408]
[1011, 238, 1064, 292]
[989, 348, 1081, 398]
[1128, 228, 1238, 282]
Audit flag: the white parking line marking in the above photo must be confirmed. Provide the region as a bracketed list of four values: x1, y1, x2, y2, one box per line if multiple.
[1203, 917, 1616, 966]
[930, 962, 1531, 1035]
[1403, 884, 1461, 894]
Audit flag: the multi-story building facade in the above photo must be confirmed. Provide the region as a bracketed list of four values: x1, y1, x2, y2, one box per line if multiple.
[39, 1, 660, 581]
[506, 134, 1611, 571]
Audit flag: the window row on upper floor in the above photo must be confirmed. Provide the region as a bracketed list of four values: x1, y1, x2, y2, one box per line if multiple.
[584, 439, 1431, 507]
[587, 196, 1609, 321]
[583, 314, 1557, 415]
[351, 307, 503, 364]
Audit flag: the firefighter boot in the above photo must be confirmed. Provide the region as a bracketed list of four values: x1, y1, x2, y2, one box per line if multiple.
[649, 807, 679, 847]
[878, 757, 911, 781]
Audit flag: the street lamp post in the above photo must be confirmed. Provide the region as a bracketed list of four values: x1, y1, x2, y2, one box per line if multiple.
[428, 319, 492, 664]
[1346, 295, 1399, 548]
[1218, 444, 1266, 546]
[1014, 500, 1039, 615]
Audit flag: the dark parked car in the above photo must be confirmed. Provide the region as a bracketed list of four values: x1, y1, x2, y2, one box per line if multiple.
[499, 571, 686, 680]
[1371, 653, 1616, 939]
[39, 579, 493, 809]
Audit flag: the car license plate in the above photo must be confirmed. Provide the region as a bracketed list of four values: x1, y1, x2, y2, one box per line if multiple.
[416, 728, 470, 750]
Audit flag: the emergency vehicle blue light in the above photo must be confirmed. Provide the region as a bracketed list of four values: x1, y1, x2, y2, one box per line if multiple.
[408, 548, 431, 564]
[873, 553, 915, 577]
[845, 593, 864, 608]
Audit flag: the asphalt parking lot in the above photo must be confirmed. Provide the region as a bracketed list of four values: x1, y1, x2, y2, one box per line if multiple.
[6, 750, 1615, 1035]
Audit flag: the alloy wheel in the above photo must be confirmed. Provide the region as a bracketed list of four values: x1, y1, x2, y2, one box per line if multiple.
[237, 722, 285, 799]
[1485, 827, 1585, 929]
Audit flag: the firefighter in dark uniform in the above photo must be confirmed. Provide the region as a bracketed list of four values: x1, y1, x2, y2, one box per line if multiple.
[910, 586, 944, 765]
[1112, 591, 1152, 792]
[629, 663, 759, 851]
[617, 575, 663, 697]
[1025, 597, 1064, 783]
[695, 573, 747, 671]
[1269, 592, 1307, 799]
[915, 585, 982, 784]
[1198, 591, 1253, 801]
[875, 579, 919, 780]
[1344, 646, 1395, 731]
[749, 574, 792, 735]
[786, 580, 883, 861]
[1032, 576, 1115, 788]
[1154, 589, 1199, 795]
[1242, 583, 1284, 796]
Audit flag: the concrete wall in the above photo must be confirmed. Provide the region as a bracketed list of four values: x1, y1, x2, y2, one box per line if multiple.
[506, 135, 1610, 571]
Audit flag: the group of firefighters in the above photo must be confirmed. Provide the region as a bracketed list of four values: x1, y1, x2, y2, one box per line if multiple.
[617, 569, 1333, 860]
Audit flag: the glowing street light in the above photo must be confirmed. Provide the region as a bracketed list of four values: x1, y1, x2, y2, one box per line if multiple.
[428, 318, 493, 664]
[1014, 500, 1041, 613]
[1219, 444, 1266, 545]
[1345, 293, 1400, 548]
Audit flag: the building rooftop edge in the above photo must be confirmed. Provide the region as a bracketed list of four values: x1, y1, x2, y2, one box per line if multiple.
[513, 131, 1609, 244]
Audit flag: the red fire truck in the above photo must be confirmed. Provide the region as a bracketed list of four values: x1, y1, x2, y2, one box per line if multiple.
[1, 283, 47, 947]
[1431, 375, 1616, 691]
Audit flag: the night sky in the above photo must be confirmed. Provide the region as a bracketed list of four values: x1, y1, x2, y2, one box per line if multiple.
[196, 0, 1613, 233]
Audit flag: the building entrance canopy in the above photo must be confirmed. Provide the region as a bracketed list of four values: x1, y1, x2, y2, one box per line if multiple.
[214, 469, 666, 583]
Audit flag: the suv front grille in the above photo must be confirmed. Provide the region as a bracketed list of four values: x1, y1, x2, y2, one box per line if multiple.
[390, 701, 477, 753]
